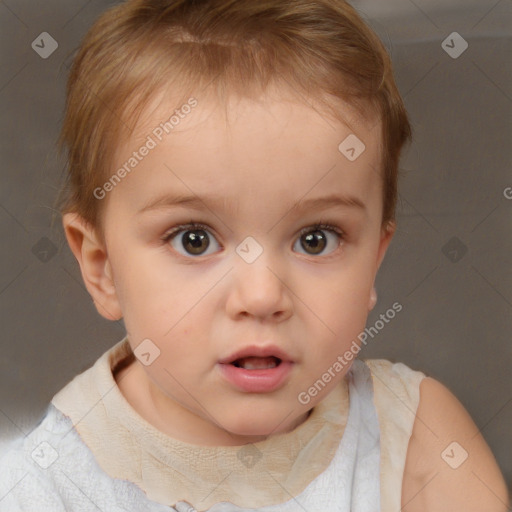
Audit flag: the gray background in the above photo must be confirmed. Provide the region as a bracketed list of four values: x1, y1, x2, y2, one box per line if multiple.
[0, 0, 511, 498]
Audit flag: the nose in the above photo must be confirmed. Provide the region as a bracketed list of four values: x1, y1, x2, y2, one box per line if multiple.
[225, 249, 293, 322]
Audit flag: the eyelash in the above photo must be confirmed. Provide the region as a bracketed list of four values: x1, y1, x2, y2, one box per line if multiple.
[161, 221, 213, 243]
[161, 219, 345, 254]
[299, 221, 345, 241]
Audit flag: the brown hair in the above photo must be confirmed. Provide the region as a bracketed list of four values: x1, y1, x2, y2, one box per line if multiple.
[57, 0, 412, 237]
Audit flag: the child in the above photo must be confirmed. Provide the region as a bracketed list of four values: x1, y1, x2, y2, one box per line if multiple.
[0, 0, 508, 510]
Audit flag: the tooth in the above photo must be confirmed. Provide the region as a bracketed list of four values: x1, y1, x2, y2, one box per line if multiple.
[243, 361, 277, 370]
[238, 357, 278, 370]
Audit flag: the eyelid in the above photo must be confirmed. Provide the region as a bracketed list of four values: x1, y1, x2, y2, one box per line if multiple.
[160, 219, 347, 262]
[294, 221, 345, 260]
[162, 220, 345, 243]
[161, 221, 215, 243]
[297, 221, 344, 237]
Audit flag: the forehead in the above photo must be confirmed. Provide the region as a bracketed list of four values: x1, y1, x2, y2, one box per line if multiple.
[108, 88, 383, 218]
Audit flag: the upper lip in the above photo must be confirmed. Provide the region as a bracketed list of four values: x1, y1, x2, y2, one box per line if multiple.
[218, 345, 294, 364]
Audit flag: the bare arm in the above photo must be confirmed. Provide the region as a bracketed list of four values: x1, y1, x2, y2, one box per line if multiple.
[401, 377, 510, 511]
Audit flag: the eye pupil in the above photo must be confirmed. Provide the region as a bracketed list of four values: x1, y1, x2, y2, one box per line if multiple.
[171, 225, 338, 258]
[183, 230, 209, 254]
[301, 230, 326, 254]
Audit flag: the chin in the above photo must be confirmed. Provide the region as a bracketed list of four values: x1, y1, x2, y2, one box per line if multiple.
[225, 420, 276, 438]
[220, 410, 304, 440]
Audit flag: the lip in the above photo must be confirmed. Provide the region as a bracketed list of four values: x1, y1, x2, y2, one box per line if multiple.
[218, 344, 294, 365]
[217, 360, 294, 393]
[217, 343, 294, 393]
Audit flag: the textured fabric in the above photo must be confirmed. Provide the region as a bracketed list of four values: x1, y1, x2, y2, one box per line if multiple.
[366, 360, 426, 511]
[50, 337, 349, 508]
[49, 337, 425, 510]
[0, 358, 386, 512]
[172, 358, 382, 512]
[0, 404, 170, 512]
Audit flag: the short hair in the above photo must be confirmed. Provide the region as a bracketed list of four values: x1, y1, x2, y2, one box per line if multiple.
[57, 0, 412, 237]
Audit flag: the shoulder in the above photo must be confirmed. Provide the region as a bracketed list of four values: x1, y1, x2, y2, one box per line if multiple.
[0, 405, 172, 512]
[361, 358, 428, 511]
[401, 376, 510, 511]
[363, 358, 426, 434]
[364, 358, 426, 389]
[0, 411, 66, 511]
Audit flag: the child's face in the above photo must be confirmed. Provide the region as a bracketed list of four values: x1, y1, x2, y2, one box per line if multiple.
[83, 90, 392, 444]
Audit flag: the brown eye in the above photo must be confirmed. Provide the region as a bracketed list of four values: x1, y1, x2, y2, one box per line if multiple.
[179, 229, 210, 255]
[164, 223, 220, 257]
[293, 224, 343, 257]
[301, 230, 327, 254]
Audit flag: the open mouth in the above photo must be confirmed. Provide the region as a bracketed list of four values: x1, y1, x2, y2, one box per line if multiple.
[231, 356, 282, 370]
[219, 352, 292, 392]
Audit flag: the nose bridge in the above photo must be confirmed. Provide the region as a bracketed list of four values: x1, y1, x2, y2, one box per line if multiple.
[228, 238, 291, 318]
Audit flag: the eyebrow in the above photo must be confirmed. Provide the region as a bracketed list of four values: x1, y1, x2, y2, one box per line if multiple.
[292, 194, 366, 213]
[138, 192, 366, 215]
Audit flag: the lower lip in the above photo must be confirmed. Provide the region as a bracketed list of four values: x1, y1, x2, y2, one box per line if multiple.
[217, 361, 293, 393]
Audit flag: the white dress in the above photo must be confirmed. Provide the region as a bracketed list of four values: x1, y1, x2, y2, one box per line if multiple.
[0, 337, 426, 511]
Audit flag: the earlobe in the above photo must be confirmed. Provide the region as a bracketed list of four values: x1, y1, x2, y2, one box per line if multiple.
[376, 220, 395, 271]
[368, 221, 395, 312]
[62, 213, 122, 321]
[368, 287, 377, 311]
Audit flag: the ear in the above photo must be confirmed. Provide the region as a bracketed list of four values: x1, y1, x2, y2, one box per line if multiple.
[368, 220, 395, 311]
[62, 213, 122, 321]
[376, 220, 395, 271]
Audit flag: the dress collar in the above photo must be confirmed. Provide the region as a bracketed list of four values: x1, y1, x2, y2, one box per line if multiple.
[52, 336, 349, 509]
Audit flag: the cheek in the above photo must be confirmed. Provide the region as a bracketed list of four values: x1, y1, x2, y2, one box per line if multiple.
[316, 295, 369, 356]
[296, 265, 374, 353]
[111, 247, 174, 307]
[302, 265, 373, 316]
